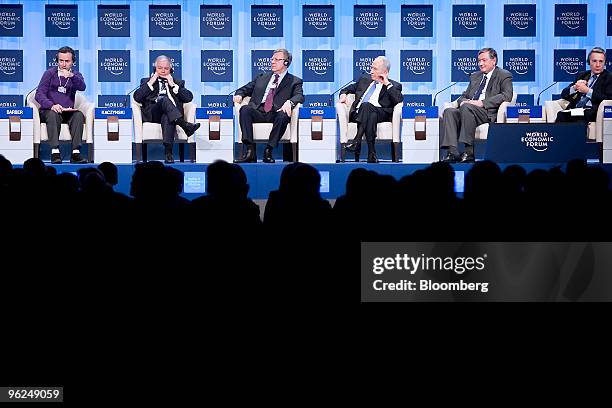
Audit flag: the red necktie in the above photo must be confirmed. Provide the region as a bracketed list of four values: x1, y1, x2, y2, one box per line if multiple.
[264, 74, 280, 113]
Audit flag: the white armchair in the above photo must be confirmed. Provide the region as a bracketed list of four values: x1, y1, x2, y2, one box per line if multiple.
[27, 90, 94, 162]
[441, 92, 517, 141]
[544, 98, 612, 142]
[234, 96, 301, 161]
[132, 96, 196, 162]
[336, 94, 402, 162]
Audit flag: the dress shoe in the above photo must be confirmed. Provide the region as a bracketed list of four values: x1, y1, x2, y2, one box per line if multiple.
[70, 152, 87, 164]
[175, 118, 201, 137]
[164, 151, 175, 164]
[345, 141, 359, 152]
[441, 152, 460, 163]
[263, 147, 275, 163]
[458, 152, 475, 163]
[367, 152, 379, 163]
[234, 145, 257, 163]
[51, 152, 62, 164]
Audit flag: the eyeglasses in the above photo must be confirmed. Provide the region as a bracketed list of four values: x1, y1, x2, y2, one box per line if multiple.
[270, 58, 286, 62]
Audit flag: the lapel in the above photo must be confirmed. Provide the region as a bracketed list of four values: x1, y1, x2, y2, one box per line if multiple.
[484, 68, 497, 99]
[275, 72, 291, 94]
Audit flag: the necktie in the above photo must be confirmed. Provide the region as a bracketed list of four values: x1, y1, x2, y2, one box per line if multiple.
[358, 81, 377, 110]
[264, 74, 280, 113]
[576, 74, 598, 108]
[472, 74, 487, 100]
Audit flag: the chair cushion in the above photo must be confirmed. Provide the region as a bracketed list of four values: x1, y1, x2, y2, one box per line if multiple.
[253, 123, 291, 142]
[40, 123, 85, 142]
[347, 122, 393, 141]
[142, 122, 188, 142]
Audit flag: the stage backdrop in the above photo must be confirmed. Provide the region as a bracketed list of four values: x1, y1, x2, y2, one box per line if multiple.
[0, 0, 611, 110]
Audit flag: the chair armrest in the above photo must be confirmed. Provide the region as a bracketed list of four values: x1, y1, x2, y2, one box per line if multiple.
[28, 100, 41, 143]
[79, 101, 95, 143]
[595, 99, 612, 142]
[544, 99, 568, 123]
[131, 98, 143, 143]
[289, 103, 301, 143]
[440, 101, 456, 118]
[392, 102, 402, 142]
[336, 102, 349, 143]
[183, 102, 196, 142]
[496, 101, 514, 123]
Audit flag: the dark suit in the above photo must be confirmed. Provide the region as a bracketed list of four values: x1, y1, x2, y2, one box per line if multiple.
[557, 70, 612, 123]
[133, 77, 193, 144]
[340, 75, 403, 154]
[236, 71, 304, 148]
[442, 67, 513, 149]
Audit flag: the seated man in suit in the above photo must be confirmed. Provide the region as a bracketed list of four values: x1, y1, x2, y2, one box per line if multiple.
[441, 47, 513, 163]
[35, 46, 88, 164]
[233, 48, 304, 163]
[556, 47, 612, 124]
[340, 56, 403, 163]
[133, 55, 200, 164]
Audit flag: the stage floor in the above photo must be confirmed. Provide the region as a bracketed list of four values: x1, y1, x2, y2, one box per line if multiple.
[27, 160, 612, 200]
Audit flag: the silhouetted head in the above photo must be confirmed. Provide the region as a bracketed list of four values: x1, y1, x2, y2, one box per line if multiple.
[98, 162, 118, 186]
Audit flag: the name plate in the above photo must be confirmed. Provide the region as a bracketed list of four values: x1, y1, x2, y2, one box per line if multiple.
[506, 106, 543, 119]
[0, 107, 33, 119]
[486, 123, 598, 163]
[95, 108, 132, 119]
[604, 106, 612, 119]
[196, 107, 233, 119]
[299, 107, 336, 119]
[402, 106, 438, 119]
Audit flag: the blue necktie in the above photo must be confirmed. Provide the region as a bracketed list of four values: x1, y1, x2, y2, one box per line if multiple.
[472, 74, 487, 100]
[576, 74, 598, 108]
[358, 81, 377, 110]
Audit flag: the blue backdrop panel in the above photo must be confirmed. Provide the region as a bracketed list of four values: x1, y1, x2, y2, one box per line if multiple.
[0, 0, 611, 109]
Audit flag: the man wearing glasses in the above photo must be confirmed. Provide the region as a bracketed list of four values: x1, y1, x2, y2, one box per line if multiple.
[234, 48, 304, 163]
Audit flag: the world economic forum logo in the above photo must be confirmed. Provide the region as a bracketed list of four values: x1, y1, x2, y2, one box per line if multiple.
[251, 50, 274, 79]
[451, 50, 478, 81]
[149, 5, 181, 37]
[354, 5, 385, 37]
[503, 50, 535, 82]
[303, 50, 334, 82]
[98, 5, 130, 37]
[303, 5, 334, 37]
[201, 50, 232, 82]
[555, 4, 587, 36]
[353, 50, 384, 79]
[45, 4, 78, 37]
[554, 49, 584, 82]
[251, 5, 283, 37]
[0, 5, 23, 37]
[400, 50, 432, 82]
[200, 5, 231, 37]
[522, 131, 553, 152]
[401, 5, 433, 37]
[98, 50, 130, 82]
[0, 50, 23, 82]
[504, 5, 536, 37]
[452, 5, 484, 37]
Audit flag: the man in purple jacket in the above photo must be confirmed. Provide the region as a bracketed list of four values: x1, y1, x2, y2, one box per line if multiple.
[35, 46, 87, 164]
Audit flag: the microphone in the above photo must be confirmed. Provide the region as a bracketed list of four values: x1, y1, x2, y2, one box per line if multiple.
[329, 70, 369, 106]
[226, 86, 243, 108]
[25, 85, 38, 107]
[536, 82, 558, 106]
[125, 84, 141, 107]
[432, 72, 471, 106]
[432, 82, 459, 107]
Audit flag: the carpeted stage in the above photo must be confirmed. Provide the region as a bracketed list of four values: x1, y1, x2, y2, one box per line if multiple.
[30, 160, 612, 200]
